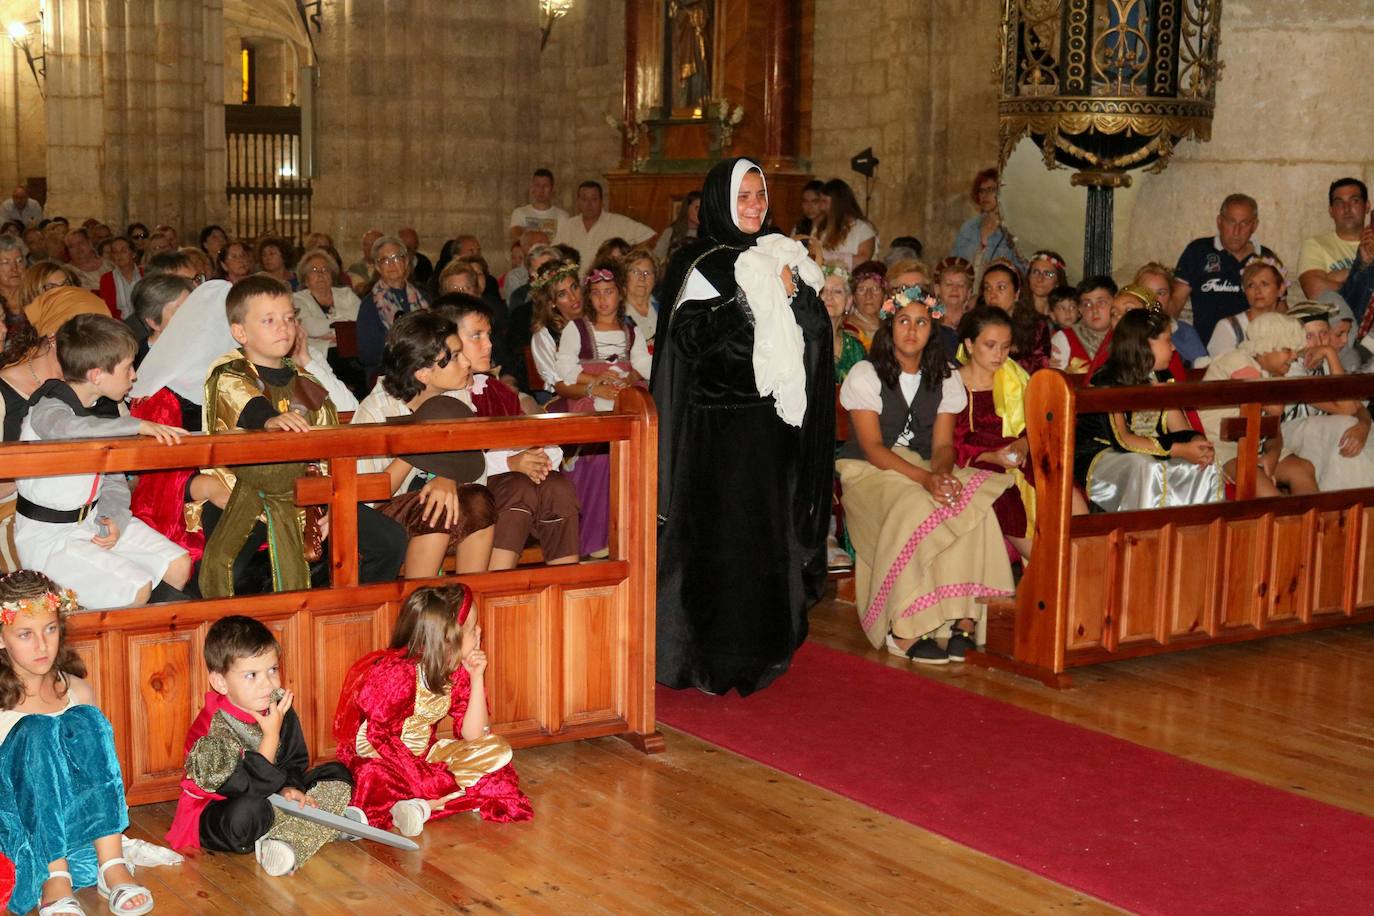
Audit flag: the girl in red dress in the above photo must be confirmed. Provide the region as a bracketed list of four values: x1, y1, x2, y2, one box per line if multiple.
[952, 306, 1032, 561]
[333, 584, 532, 836]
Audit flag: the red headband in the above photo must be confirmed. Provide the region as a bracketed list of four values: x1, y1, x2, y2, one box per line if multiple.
[582, 268, 615, 288]
[455, 585, 474, 625]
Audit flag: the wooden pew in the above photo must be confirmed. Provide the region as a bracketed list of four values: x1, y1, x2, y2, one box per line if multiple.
[968, 371, 1374, 688]
[0, 389, 662, 805]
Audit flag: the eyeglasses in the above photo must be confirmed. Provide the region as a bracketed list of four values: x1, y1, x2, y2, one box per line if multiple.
[130, 233, 148, 241]
[1030, 268, 1059, 279]
[305, 265, 331, 275]
[628, 268, 653, 280]
[378, 254, 407, 267]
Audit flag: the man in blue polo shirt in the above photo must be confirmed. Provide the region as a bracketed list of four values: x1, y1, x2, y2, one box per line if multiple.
[1170, 193, 1275, 347]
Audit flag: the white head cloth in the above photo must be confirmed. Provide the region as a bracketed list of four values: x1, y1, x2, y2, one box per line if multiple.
[129, 279, 238, 404]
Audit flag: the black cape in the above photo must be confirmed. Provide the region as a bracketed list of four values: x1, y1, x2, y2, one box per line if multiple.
[651, 157, 835, 696]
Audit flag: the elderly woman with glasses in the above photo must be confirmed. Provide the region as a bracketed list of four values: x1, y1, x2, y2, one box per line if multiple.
[293, 247, 361, 348]
[843, 260, 887, 350]
[620, 246, 659, 344]
[356, 234, 430, 372]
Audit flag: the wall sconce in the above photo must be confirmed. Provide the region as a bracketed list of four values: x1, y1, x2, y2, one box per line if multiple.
[540, 0, 573, 51]
[7, 17, 44, 98]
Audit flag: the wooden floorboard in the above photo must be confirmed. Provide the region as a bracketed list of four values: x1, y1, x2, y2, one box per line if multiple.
[70, 586, 1374, 914]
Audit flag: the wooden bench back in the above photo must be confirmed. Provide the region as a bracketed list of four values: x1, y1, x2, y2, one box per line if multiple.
[0, 389, 663, 802]
[984, 370, 1374, 686]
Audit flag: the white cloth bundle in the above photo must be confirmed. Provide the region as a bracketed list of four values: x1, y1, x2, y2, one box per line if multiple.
[734, 234, 823, 427]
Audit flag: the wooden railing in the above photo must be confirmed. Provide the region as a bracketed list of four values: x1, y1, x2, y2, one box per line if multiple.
[968, 371, 1374, 688]
[1, 389, 662, 804]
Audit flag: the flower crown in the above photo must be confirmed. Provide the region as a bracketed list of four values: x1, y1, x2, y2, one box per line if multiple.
[880, 284, 945, 320]
[530, 260, 580, 292]
[1032, 251, 1066, 273]
[0, 589, 79, 626]
[582, 267, 616, 288]
[822, 264, 851, 283]
[1243, 254, 1289, 290]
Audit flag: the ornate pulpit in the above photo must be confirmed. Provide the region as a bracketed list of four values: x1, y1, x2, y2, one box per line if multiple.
[997, 0, 1223, 275]
[607, 0, 814, 238]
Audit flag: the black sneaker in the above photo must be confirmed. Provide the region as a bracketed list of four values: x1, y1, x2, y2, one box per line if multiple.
[946, 627, 977, 662]
[906, 636, 949, 666]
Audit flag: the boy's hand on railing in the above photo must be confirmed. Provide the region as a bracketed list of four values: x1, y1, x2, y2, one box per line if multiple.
[137, 420, 187, 445]
[264, 412, 313, 433]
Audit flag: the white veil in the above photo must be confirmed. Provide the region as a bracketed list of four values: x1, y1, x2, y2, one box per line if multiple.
[130, 279, 237, 404]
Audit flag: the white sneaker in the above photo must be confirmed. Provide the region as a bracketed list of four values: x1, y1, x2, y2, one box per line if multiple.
[254, 838, 296, 877]
[390, 798, 431, 837]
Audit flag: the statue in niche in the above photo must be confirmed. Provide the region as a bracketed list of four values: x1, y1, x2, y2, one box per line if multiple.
[669, 0, 713, 111]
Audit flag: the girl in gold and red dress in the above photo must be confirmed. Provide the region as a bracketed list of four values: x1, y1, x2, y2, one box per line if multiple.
[952, 306, 1033, 561]
[333, 584, 532, 837]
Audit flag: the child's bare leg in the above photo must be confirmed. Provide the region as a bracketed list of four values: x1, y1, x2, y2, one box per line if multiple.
[93, 833, 149, 910]
[488, 546, 519, 570]
[1008, 535, 1032, 559]
[403, 532, 450, 579]
[127, 581, 152, 607]
[42, 856, 72, 906]
[455, 525, 494, 574]
[163, 553, 193, 589]
[1277, 454, 1319, 495]
[1070, 489, 1089, 515]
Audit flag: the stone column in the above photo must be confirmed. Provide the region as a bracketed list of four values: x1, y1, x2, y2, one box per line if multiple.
[45, 0, 223, 228]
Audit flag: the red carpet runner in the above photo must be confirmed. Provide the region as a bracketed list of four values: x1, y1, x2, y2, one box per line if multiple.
[656, 642, 1374, 914]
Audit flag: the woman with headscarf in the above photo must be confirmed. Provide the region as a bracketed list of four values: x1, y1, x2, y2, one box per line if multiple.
[652, 157, 834, 697]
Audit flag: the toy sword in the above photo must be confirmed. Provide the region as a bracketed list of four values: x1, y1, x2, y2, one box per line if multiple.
[267, 794, 420, 851]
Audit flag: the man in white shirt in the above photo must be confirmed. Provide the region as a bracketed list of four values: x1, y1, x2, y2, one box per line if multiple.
[508, 168, 570, 242]
[1299, 178, 1368, 299]
[553, 180, 655, 274]
[0, 186, 42, 226]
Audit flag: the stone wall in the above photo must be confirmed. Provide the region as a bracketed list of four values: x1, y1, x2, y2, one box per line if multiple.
[0, 0, 47, 193]
[42, 0, 225, 229]
[533, 0, 626, 219]
[308, 0, 625, 272]
[809, 0, 1002, 262]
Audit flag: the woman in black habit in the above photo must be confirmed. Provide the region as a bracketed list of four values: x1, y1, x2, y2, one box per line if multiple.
[652, 156, 835, 696]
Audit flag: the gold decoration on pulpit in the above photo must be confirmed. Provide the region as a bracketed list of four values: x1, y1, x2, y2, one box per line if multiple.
[997, 0, 1224, 274]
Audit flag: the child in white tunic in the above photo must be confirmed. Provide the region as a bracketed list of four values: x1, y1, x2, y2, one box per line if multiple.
[15, 314, 192, 609]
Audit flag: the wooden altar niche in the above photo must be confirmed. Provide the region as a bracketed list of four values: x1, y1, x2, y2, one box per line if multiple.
[608, 0, 814, 236]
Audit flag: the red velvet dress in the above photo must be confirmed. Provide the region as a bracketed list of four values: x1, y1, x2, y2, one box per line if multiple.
[952, 387, 1028, 539]
[129, 387, 204, 561]
[333, 649, 533, 829]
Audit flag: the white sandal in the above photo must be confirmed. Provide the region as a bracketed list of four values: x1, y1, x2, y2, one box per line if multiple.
[38, 869, 85, 916]
[96, 857, 153, 916]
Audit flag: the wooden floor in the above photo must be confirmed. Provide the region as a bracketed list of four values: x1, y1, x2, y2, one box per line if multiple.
[75, 591, 1374, 914]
